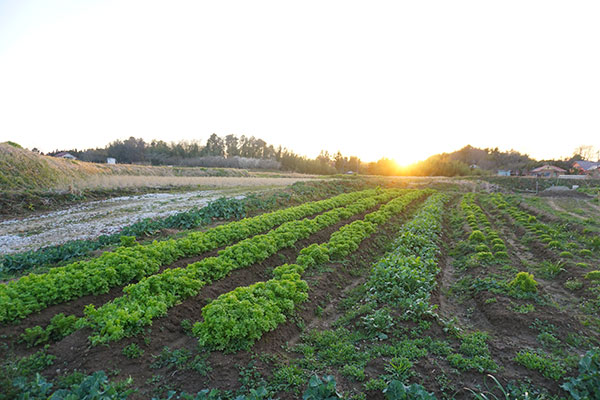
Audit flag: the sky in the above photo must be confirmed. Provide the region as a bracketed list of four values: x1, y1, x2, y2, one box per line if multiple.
[0, 1, 599, 165]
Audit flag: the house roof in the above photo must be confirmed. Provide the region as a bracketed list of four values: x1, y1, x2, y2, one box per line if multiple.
[530, 165, 566, 173]
[573, 160, 600, 171]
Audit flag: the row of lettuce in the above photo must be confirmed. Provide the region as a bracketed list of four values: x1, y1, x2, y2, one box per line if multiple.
[190, 190, 432, 351]
[0, 196, 245, 275]
[83, 189, 422, 344]
[487, 193, 598, 260]
[0, 180, 370, 276]
[0, 188, 381, 323]
[458, 193, 509, 264]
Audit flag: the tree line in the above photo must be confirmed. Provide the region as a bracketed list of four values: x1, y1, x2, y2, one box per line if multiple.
[48, 134, 361, 175]
[47, 136, 597, 177]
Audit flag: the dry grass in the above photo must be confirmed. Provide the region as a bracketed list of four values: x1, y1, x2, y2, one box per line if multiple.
[1, 142, 322, 192]
[63, 175, 320, 190]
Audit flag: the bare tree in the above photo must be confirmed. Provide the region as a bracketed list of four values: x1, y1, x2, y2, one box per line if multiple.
[573, 145, 597, 161]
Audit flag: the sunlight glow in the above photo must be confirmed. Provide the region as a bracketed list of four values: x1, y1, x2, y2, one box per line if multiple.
[0, 0, 598, 162]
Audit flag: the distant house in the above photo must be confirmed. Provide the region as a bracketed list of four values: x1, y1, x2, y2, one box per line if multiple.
[573, 160, 600, 177]
[106, 157, 116, 164]
[497, 170, 511, 176]
[529, 165, 566, 178]
[54, 152, 77, 160]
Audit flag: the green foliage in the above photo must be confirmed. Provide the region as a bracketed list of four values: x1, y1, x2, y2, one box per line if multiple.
[10, 371, 133, 400]
[475, 244, 490, 253]
[447, 332, 498, 373]
[119, 236, 137, 247]
[149, 346, 211, 376]
[1, 188, 376, 322]
[559, 251, 573, 259]
[469, 230, 486, 243]
[510, 303, 535, 314]
[561, 348, 600, 400]
[0, 349, 56, 400]
[385, 357, 413, 381]
[122, 343, 144, 358]
[302, 375, 343, 400]
[190, 190, 428, 352]
[585, 271, 600, 281]
[341, 364, 366, 381]
[296, 244, 329, 269]
[565, 279, 583, 291]
[366, 194, 446, 318]
[579, 249, 593, 258]
[0, 196, 249, 275]
[383, 380, 436, 400]
[364, 378, 387, 391]
[508, 272, 538, 294]
[547, 241, 561, 249]
[476, 251, 494, 262]
[193, 264, 309, 352]
[19, 313, 78, 347]
[539, 260, 564, 279]
[272, 364, 306, 391]
[360, 308, 394, 337]
[514, 350, 566, 380]
[26, 190, 387, 342]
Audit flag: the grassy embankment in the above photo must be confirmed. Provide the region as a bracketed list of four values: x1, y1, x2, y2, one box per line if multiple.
[0, 142, 321, 215]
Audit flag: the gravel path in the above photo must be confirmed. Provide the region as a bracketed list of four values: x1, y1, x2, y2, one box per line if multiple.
[0, 189, 255, 254]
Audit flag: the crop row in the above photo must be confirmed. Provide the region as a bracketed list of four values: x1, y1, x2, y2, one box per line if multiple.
[1, 180, 370, 276]
[0, 189, 379, 323]
[83, 189, 413, 344]
[488, 193, 597, 259]
[0, 197, 247, 275]
[460, 193, 508, 262]
[190, 189, 432, 351]
[366, 193, 446, 318]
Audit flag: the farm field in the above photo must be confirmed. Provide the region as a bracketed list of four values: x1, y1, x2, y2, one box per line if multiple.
[1, 179, 599, 399]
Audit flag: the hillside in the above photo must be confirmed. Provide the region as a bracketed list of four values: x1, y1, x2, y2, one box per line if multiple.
[0, 142, 249, 191]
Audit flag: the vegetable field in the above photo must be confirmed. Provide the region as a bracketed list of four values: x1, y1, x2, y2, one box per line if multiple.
[1, 179, 599, 399]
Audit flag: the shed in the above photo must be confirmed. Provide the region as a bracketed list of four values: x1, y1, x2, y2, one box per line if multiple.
[529, 165, 566, 178]
[54, 152, 77, 160]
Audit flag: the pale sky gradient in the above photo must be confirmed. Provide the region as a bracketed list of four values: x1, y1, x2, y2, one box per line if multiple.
[0, 0, 598, 164]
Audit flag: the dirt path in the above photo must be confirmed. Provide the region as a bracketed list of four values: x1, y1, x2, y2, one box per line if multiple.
[545, 198, 587, 220]
[0, 188, 257, 254]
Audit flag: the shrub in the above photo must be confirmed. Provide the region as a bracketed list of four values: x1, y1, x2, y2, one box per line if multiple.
[547, 240, 561, 249]
[508, 272, 538, 294]
[580, 249, 593, 258]
[559, 251, 573, 259]
[492, 243, 506, 252]
[494, 251, 509, 259]
[476, 251, 494, 262]
[475, 244, 490, 253]
[469, 230, 486, 243]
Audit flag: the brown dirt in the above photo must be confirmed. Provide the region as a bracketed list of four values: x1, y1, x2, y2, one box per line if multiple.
[39, 199, 424, 399]
[3, 191, 599, 399]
